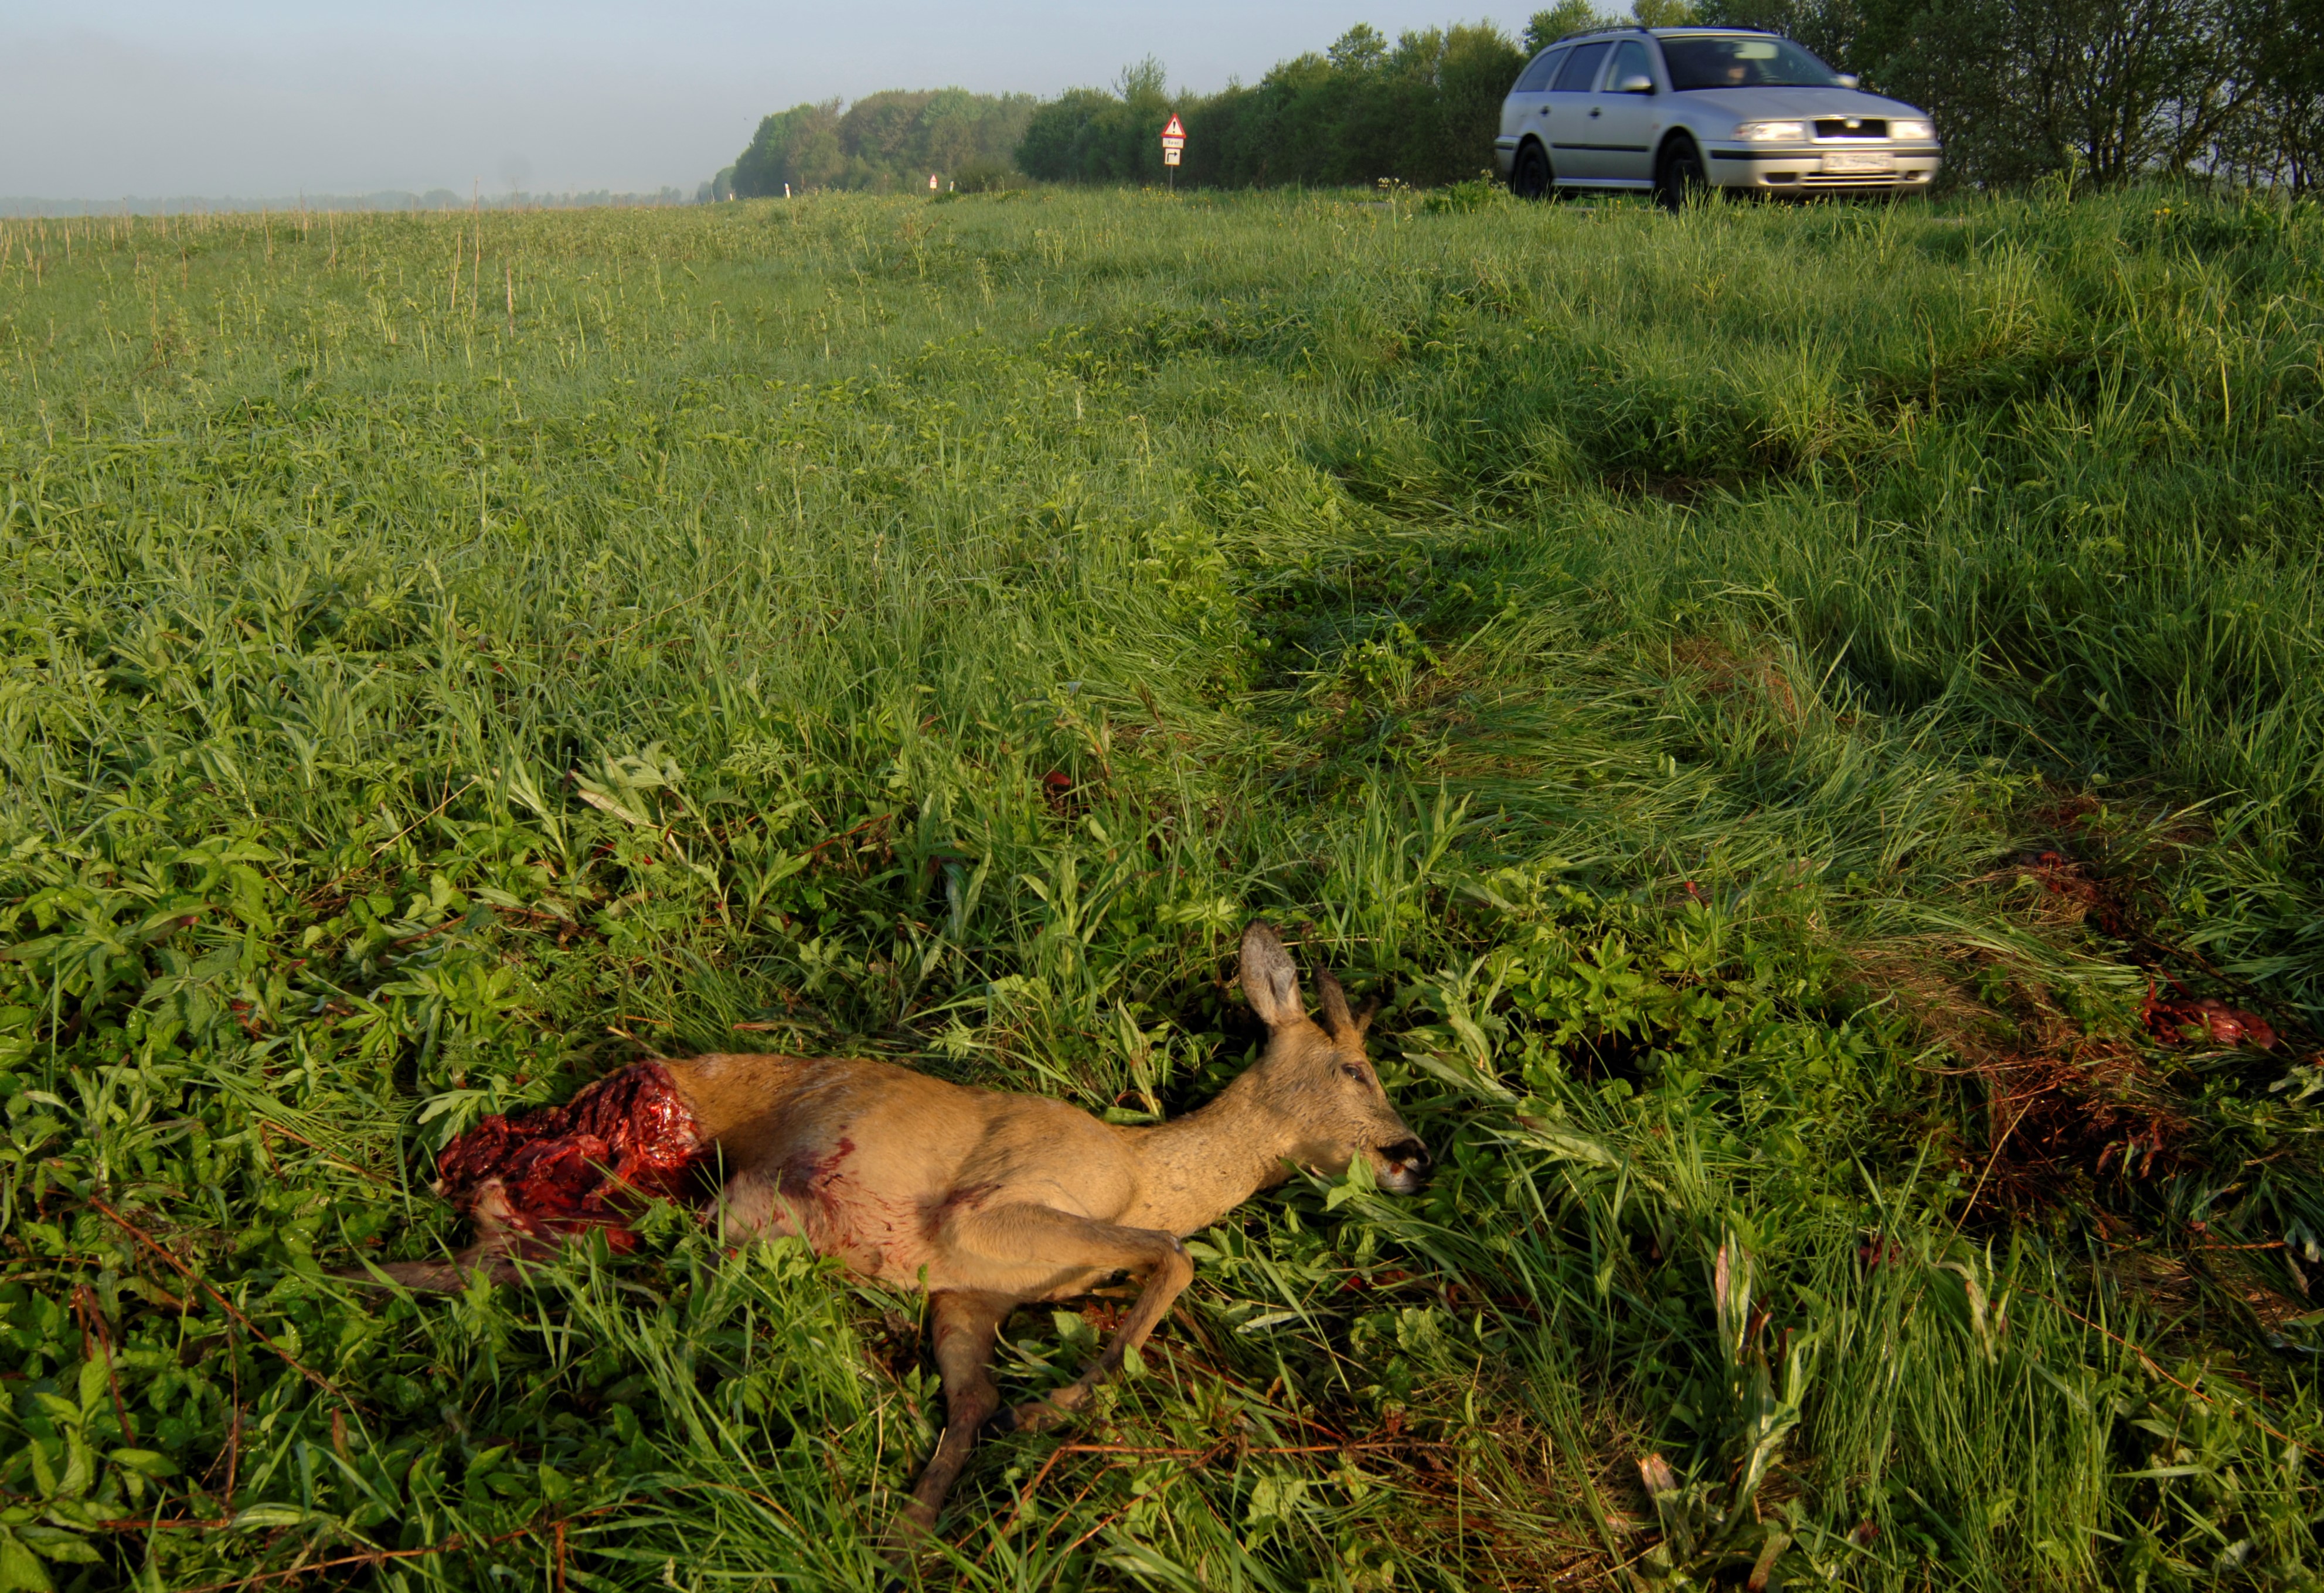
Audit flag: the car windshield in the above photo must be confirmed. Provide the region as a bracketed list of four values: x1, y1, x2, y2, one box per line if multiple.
[1661, 36, 1842, 89]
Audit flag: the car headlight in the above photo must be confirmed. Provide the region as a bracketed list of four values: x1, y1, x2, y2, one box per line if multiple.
[1890, 118, 1935, 141]
[1733, 120, 1808, 142]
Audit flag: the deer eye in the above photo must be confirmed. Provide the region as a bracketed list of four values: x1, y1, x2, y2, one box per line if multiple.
[1341, 1063, 1365, 1082]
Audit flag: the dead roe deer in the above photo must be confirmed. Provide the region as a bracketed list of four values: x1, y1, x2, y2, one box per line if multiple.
[369, 921, 1427, 1540]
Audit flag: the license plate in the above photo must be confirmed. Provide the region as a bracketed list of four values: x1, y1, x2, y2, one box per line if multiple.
[1821, 151, 1897, 174]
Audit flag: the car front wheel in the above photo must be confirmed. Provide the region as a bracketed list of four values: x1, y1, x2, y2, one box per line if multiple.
[1655, 138, 1709, 211]
[1511, 142, 1553, 201]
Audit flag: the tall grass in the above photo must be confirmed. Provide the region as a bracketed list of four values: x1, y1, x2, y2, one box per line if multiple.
[0, 186, 2317, 1590]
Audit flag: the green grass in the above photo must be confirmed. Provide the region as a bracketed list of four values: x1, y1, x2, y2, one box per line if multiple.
[1, 184, 2320, 1591]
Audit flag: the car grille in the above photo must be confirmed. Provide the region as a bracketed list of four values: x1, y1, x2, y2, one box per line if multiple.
[1814, 118, 1889, 140]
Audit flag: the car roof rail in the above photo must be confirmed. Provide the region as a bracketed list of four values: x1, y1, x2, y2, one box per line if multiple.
[1544, 20, 1790, 46]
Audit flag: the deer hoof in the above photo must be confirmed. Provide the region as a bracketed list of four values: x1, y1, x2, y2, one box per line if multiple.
[878, 1504, 937, 1583]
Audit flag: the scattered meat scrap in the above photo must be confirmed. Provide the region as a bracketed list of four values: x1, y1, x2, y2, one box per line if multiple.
[433, 1061, 709, 1249]
[2140, 985, 2279, 1051]
[2017, 848, 2284, 1053]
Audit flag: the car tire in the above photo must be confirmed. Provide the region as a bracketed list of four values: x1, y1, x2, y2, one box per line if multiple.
[1655, 137, 1710, 212]
[1510, 142, 1553, 201]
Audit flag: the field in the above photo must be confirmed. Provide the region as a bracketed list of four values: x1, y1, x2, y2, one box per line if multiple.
[1, 185, 2320, 1591]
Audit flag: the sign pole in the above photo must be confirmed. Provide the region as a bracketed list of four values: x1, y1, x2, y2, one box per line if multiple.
[1160, 114, 1186, 192]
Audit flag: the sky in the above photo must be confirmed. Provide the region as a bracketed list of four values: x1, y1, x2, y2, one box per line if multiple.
[1, 0, 1541, 200]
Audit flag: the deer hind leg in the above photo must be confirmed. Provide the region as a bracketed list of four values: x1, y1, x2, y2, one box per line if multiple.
[341, 1184, 536, 1291]
[940, 1204, 1194, 1436]
[894, 1289, 1012, 1540]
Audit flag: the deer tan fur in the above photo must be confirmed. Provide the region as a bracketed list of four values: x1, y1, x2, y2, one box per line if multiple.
[379, 922, 1425, 1546]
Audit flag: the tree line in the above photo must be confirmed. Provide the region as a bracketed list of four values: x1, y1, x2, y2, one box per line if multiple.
[729, 89, 1035, 197]
[723, 0, 2322, 194]
[1017, 35, 1527, 190]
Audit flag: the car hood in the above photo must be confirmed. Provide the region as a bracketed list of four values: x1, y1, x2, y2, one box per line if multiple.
[1677, 86, 1928, 124]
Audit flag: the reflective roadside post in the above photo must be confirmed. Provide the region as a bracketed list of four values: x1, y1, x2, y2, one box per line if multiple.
[1161, 114, 1185, 191]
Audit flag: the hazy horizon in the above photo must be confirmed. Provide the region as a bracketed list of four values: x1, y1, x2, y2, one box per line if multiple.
[1, 0, 1539, 201]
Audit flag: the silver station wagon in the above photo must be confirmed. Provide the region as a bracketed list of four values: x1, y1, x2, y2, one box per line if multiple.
[1494, 27, 1941, 204]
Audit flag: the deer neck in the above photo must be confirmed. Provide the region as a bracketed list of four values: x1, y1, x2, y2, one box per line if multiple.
[1121, 1072, 1299, 1236]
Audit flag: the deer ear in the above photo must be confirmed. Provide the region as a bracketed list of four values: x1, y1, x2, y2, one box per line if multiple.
[1316, 970, 1355, 1037]
[1240, 921, 1306, 1029]
[1351, 994, 1380, 1039]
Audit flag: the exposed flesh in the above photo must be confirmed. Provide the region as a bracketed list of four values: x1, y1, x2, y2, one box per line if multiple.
[431, 1061, 709, 1249]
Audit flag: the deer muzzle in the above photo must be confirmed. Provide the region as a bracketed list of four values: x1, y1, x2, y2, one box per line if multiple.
[1375, 1137, 1428, 1194]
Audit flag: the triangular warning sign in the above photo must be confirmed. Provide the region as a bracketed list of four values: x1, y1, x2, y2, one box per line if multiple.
[1162, 115, 1186, 138]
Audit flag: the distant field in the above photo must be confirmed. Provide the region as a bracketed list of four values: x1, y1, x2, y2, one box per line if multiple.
[1, 188, 2319, 1591]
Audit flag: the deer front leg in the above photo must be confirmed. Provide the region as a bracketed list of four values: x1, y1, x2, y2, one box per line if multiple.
[940, 1204, 1195, 1436]
[893, 1289, 1013, 1545]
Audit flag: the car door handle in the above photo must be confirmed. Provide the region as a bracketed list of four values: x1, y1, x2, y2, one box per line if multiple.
[1539, 107, 1551, 116]
[1588, 107, 1602, 118]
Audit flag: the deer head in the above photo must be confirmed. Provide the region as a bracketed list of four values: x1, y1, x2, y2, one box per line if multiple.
[1239, 920, 1428, 1194]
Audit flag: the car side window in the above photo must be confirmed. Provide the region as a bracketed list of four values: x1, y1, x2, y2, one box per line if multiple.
[1552, 41, 1612, 93]
[1515, 47, 1567, 93]
[1608, 40, 1654, 91]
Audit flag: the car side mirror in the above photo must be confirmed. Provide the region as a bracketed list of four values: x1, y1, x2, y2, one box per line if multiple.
[1615, 73, 1655, 93]
[1836, 73, 1860, 88]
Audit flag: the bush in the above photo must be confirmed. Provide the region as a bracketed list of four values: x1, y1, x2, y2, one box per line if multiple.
[1421, 172, 1515, 211]
[952, 158, 1023, 193]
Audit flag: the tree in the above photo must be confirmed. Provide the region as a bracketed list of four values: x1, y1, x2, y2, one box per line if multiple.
[730, 89, 1035, 195]
[732, 101, 843, 196]
[1330, 23, 1392, 72]
[1694, 0, 1865, 75]
[1631, 0, 1700, 25]
[1013, 63, 1178, 184]
[1851, 0, 2250, 185]
[1018, 89, 1116, 181]
[1526, 1, 1615, 52]
[1389, 23, 1529, 184]
[2218, 0, 2324, 187]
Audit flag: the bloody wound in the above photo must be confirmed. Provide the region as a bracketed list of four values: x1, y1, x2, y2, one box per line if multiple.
[433, 1061, 709, 1249]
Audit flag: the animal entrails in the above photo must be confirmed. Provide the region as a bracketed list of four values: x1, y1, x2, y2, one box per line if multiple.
[369, 921, 1427, 1543]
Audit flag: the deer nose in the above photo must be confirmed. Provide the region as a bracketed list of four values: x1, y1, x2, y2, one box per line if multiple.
[1383, 1138, 1427, 1169]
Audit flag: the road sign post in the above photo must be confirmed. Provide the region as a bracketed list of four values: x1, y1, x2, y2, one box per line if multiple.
[1160, 114, 1186, 191]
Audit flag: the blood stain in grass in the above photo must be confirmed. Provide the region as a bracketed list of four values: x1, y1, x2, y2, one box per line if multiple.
[1040, 769, 1083, 820]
